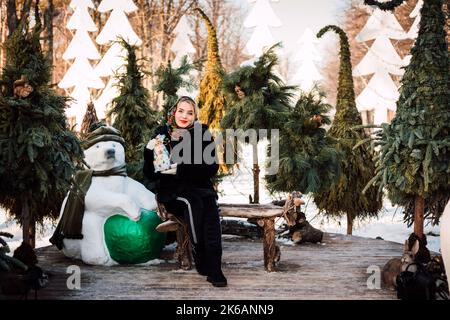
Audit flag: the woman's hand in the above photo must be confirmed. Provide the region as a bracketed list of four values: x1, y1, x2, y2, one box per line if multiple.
[161, 163, 178, 175]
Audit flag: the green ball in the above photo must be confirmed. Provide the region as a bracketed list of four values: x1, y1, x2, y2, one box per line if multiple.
[104, 209, 166, 264]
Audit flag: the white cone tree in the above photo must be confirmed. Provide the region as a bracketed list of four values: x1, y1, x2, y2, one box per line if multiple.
[171, 15, 196, 66]
[407, 0, 423, 39]
[291, 28, 323, 92]
[244, 0, 281, 57]
[354, 8, 408, 125]
[58, 0, 104, 131]
[93, 0, 142, 120]
[170, 15, 197, 97]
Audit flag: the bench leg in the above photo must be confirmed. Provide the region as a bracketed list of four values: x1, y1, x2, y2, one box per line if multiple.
[174, 224, 192, 270]
[260, 217, 280, 272]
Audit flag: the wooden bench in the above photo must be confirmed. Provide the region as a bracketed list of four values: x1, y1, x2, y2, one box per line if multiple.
[156, 202, 286, 272]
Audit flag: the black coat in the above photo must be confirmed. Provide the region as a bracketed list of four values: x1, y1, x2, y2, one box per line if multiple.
[143, 123, 219, 203]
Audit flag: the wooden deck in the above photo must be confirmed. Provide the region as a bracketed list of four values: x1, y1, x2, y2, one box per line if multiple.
[22, 233, 405, 300]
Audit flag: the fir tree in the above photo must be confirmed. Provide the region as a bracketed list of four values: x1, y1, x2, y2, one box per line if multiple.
[194, 8, 227, 130]
[0, 232, 27, 272]
[265, 88, 342, 195]
[364, 0, 450, 237]
[106, 39, 158, 164]
[0, 25, 83, 247]
[154, 56, 195, 118]
[314, 25, 382, 235]
[221, 44, 295, 203]
[80, 101, 99, 138]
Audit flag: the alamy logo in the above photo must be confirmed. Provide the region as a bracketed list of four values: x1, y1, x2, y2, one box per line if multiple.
[366, 265, 381, 290]
[170, 123, 280, 175]
[66, 265, 81, 290]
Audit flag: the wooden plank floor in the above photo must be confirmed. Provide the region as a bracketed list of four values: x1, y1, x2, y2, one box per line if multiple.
[19, 233, 406, 300]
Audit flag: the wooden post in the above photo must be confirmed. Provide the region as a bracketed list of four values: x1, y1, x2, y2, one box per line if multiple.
[252, 139, 260, 204]
[253, 163, 260, 204]
[414, 195, 424, 239]
[347, 214, 353, 235]
[261, 217, 278, 272]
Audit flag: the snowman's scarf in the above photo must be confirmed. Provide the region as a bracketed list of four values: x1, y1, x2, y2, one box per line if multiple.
[49, 165, 127, 250]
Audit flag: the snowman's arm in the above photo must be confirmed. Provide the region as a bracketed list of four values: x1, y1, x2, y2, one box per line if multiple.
[126, 178, 157, 211]
[85, 188, 141, 220]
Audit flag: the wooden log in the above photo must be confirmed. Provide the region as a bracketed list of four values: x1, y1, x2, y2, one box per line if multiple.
[221, 219, 262, 238]
[219, 203, 283, 219]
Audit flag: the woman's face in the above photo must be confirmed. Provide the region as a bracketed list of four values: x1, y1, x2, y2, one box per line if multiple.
[174, 101, 195, 128]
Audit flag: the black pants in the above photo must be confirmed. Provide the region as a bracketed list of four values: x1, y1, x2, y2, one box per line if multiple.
[163, 194, 223, 277]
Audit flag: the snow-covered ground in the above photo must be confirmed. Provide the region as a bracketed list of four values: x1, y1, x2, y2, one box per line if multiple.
[0, 143, 442, 255]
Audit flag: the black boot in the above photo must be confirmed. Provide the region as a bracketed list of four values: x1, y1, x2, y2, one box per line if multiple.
[207, 270, 227, 287]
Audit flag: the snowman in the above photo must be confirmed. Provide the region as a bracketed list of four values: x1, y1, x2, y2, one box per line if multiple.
[50, 125, 165, 266]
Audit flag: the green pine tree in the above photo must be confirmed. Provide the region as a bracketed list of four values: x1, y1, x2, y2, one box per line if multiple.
[194, 8, 227, 131]
[106, 39, 158, 165]
[314, 25, 382, 235]
[154, 56, 196, 119]
[221, 44, 295, 203]
[364, 0, 450, 238]
[265, 88, 342, 195]
[80, 101, 99, 138]
[0, 25, 83, 247]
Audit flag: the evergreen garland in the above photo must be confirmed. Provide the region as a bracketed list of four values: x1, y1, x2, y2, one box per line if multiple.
[265, 89, 342, 194]
[106, 38, 158, 164]
[0, 24, 83, 245]
[194, 8, 227, 130]
[363, 0, 406, 11]
[365, 0, 450, 230]
[314, 25, 382, 235]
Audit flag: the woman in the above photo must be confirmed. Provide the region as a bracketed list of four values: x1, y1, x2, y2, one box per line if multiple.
[143, 96, 227, 287]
